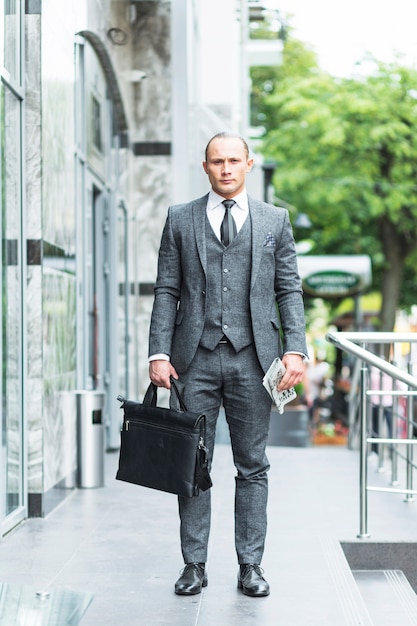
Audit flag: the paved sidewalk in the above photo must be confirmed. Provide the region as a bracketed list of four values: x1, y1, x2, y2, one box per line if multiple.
[1, 437, 417, 624]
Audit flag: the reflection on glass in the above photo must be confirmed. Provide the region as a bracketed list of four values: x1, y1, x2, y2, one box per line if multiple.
[0, 1, 3, 70]
[117, 204, 128, 398]
[0, 583, 94, 625]
[91, 95, 102, 153]
[1, 80, 22, 518]
[2, 0, 21, 83]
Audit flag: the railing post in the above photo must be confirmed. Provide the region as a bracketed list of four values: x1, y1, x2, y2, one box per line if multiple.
[391, 369, 399, 485]
[358, 362, 371, 538]
[375, 350, 387, 472]
[405, 361, 415, 503]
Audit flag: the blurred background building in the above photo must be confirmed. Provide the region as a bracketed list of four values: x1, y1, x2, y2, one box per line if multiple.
[0, 0, 284, 533]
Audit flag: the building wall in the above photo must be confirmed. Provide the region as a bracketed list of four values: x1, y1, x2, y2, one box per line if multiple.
[2, 0, 249, 525]
[22, 0, 177, 515]
[25, 5, 44, 510]
[25, 1, 80, 514]
[130, 2, 173, 401]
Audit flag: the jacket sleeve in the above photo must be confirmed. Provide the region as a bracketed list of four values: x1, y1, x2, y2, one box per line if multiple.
[148, 208, 181, 358]
[274, 210, 307, 356]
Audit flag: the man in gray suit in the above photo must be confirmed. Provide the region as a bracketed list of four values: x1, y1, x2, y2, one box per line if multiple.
[149, 132, 307, 597]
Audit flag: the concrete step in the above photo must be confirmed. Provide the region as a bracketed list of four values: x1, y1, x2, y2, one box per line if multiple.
[353, 570, 417, 625]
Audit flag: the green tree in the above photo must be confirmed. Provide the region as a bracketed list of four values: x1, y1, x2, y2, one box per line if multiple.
[261, 57, 417, 331]
[250, 38, 319, 130]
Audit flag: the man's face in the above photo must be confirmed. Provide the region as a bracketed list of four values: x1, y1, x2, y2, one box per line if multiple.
[203, 137, 254, 198]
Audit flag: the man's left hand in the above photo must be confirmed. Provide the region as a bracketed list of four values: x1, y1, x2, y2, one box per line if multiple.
[278, 354, 305, 391]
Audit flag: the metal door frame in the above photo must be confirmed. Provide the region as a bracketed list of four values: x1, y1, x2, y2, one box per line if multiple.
[74, 35, 128, 451]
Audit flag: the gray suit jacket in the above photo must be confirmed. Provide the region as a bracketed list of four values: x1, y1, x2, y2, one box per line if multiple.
[148, 194, 307, 374]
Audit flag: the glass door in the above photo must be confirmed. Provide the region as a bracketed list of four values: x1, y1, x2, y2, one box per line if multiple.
[75, 36, 129, 450]
[84, 177, 110, 395]
[0, 0, 26, 535]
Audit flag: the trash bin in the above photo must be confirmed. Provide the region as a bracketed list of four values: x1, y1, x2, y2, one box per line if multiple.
[268, 405, 310, 447]
[76, 390, 106, 488]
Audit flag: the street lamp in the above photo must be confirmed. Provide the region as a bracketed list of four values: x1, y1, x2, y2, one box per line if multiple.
[294, 212, 313, 255]
[294, 213, 312, 229]
[261, 162, 277, 203]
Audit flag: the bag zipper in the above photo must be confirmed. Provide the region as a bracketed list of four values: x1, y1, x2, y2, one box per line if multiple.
[123, 418, 203, 440]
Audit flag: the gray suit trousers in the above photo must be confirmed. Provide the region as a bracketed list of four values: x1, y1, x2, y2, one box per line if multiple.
[175, 341, 272, 565]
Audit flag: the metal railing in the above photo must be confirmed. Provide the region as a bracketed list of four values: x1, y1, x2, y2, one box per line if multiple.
[326, 331, 417, 538]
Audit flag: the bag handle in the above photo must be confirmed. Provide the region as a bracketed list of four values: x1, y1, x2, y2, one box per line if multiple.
[143, 376, 188, 412]
[142, 377, 212, 493]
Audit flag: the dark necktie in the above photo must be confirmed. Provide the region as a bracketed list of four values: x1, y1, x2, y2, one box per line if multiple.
[220, 200, 237, 246]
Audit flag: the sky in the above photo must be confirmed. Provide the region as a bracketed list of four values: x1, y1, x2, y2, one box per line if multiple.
[275, 0, 417, 76]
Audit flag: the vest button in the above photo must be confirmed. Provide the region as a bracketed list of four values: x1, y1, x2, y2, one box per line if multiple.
[223, 287, 227, 292]
[223, 268, 228, 273]
[223, 324, 228, 330]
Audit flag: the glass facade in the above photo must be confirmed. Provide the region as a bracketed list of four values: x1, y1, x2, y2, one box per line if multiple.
[0, 0, 25, 533]
[0, 0, 134, 529]
[2, 0, 21, 82]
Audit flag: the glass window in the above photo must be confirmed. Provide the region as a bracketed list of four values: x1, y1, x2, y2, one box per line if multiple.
[1, 0, 21, 83]
[0, 78, 23, 521]
[91, 94, 102, 153]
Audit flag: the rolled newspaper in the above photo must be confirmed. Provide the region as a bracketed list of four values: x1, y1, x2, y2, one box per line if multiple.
[262, 357, 297, 414]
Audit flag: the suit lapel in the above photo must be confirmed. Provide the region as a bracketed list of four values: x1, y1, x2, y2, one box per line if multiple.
[249, 198, 265, 289]
[192, 195, 209, 273]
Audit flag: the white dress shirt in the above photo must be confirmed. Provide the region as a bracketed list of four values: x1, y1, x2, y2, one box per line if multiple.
[206, 189, 249, 240]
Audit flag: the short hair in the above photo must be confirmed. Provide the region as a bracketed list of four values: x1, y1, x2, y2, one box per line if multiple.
[205, 132, 250, 161]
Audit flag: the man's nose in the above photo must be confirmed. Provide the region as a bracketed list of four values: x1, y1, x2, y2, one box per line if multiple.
[222, 160, 232, 173]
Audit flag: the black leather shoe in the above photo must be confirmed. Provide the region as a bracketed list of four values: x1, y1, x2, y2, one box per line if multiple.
[175, 563, 207, 595]
[238, 564, 270, 597]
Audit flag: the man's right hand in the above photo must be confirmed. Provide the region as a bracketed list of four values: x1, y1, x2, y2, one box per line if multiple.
[149, 360, 179, 389]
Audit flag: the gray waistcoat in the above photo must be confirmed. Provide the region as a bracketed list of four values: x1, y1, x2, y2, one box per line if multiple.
[199, 213, 254, 352]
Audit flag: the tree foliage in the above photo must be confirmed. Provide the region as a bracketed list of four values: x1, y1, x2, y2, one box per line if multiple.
[256, 45, 417, 330]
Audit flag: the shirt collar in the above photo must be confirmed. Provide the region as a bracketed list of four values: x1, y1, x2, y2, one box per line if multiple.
[207, 189, 248, 212]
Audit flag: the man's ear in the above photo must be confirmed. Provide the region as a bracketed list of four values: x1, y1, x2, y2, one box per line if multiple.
[246, 158, 254, 173]
[202, 161, 208, 174]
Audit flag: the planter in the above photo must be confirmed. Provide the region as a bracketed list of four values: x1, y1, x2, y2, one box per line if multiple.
[312, 432, 347, 446]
